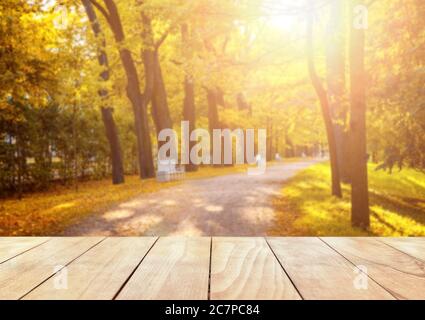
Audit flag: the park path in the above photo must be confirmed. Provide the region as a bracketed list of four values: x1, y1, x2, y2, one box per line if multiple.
[65, 160, 318, 236]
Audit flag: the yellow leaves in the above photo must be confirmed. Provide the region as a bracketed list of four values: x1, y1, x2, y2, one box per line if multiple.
[0, 176, 177, 236]
[186, 164, 250, 180]
[0, 165, 264, 236]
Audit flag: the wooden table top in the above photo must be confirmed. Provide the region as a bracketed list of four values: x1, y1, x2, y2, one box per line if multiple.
[0, 237, 424, 300]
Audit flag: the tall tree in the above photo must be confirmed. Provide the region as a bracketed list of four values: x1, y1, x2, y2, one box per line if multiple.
[82, 0, 124, 184]
[181, 23, 197, 171]
[307, 15, 342, 198]
[152, 48, 173, 135]
[349, 0, 370, 228]
[140, 12, 173, 140]
[326, 0, 351, 182]
[90, 0, 155, 178]
[206, 88, 221, 137]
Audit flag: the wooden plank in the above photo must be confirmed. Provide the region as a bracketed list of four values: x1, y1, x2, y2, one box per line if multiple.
[267, 237, 394, 300]
[323, 237, 425, 300]
[379, 237, 425, 262]
[0, 237, 50, 264]
[116, 237, 210, 300]
[210, 237, 300, 300]
[0, 237, 103, 300]
[23, 237, 157, 300]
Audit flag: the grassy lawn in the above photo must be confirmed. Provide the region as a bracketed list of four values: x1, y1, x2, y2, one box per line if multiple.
[269, 162, 425, 236]
[0, 163, 272, 236]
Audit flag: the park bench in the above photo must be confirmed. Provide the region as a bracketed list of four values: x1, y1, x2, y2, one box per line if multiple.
[156, 159, 185, 182]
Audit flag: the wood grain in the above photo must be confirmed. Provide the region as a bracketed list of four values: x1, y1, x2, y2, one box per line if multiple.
[210, 237, 300, 300]
[23, 237, 156, 300]
[268, 237, 394, 300]
[0, 237, 50, 264]
[1, 237, 424, 300]
[0, 237, 103, 300]
[323, 237, 425, 300]
[379, 237, 425, 262]
[116, 237, 210, 300]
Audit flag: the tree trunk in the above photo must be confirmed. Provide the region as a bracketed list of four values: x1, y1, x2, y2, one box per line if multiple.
[151, 50, 173, 134]
[307, 15, 342, 198]
[15, 132, 24, 200]
[349, 0, 370, 228]
[206, 88, 222, 165]
[215, 87, 226, 107]
[285, 135, 295, 158]
[207, 88, 220, 136]
[82, 0, 124, 184]
[275, 131, 279, 157]
[141, 14, 155, 106]
[182, 75, 197, 171]
[101, 0, 155, 179]
[237, 93, 250, 111]
[121, 48, 155, 179]
[266, 118, 273, 161]
[181, 24, 197, 171]
[140, 14, 173, 137]
[326, 0, 351, 183]
[101, 107, 125, 184]
[141, 15, 172, 151]
[72, 103, 79, 192]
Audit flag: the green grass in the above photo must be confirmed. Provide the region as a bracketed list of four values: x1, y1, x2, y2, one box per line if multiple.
[270, 162, 425, 236]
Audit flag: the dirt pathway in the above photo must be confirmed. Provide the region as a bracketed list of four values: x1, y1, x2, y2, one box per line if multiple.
[65, 160, 318, 236]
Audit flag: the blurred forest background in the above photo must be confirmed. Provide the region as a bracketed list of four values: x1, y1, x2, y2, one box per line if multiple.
[0, 0, 424, 236]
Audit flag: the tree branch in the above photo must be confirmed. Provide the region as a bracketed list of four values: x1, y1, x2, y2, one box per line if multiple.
[154, 30, 170, 50]
[89, 0, 112, 27]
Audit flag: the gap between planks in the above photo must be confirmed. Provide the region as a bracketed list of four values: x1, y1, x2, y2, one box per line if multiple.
[0, 237, 424, 300]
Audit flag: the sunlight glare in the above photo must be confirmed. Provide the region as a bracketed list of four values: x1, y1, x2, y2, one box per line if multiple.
[263, 0, 307, 32]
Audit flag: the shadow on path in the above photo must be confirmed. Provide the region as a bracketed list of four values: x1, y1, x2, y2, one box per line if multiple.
[64, 160, 319, 236]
